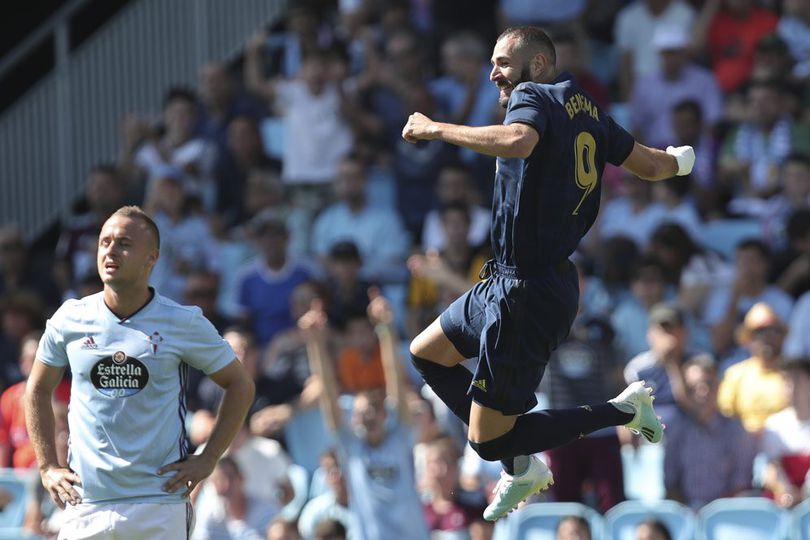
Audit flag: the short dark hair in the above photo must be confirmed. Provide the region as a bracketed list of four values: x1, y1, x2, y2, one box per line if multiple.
[556, 515, 590, 537]
[786, 209, 810, 242]
[163, 86, 198, 108]
[784, 151, 810, 170]
[111, 205, 161, 250]
[736, 238, 770, 259]
[439, 201, 471, 224]
[313, 518, 347, 540]
[497, 26, 556, 66]
[672, 99, 704, 123]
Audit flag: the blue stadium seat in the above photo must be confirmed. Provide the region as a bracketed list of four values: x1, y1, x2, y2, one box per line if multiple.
[604, 499, 696, 540]
[279, 463, 310, 521]
[509, 502, 604, 540]
[0, 471, 30, 530]
[697, 497, 789, 540]
[790, 498, 810, 540]
[699, 219, 762, 260]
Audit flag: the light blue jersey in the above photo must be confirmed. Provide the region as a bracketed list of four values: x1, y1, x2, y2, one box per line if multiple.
[37, 291, 235, 504]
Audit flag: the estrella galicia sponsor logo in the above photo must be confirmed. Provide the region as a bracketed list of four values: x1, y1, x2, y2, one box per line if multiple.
[90, 351, 149, 397]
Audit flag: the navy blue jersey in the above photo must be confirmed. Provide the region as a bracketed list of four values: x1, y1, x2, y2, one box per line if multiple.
[492, 72, 635, 270]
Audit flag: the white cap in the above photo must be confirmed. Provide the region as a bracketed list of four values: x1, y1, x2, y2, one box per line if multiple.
[651, 25, 690, 51]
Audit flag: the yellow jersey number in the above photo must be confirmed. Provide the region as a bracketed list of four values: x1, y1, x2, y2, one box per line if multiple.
[572, 131, 597, 215]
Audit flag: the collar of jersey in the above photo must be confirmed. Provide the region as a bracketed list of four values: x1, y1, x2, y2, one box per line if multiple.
[99, 287, 157, 323]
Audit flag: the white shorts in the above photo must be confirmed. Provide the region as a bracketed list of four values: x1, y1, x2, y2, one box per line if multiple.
[57, 501, 193, 540]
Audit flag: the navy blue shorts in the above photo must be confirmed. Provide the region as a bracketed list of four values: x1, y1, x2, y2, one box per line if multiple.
[440, 261, 579, 415]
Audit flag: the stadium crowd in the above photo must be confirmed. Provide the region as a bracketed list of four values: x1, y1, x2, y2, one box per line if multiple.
[2, 0, 810, 538]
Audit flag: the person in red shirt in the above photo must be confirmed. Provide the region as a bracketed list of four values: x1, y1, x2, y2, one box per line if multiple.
[0, 331, 70, 469]
[693, 0, 778, 93]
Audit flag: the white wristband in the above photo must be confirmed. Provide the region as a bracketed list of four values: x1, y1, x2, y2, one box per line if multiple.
[666, 145, 696, 176]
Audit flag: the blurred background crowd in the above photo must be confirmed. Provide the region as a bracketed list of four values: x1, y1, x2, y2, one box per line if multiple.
[3, 0, 810, 538]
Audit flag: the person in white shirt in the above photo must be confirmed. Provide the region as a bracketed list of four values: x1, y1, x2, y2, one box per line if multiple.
[24, 206, 255, 540]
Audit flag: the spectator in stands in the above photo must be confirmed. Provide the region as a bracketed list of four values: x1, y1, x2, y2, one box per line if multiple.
[250, 282, 323, 440]
[636, 519, 673, 540]
[0, 331, 68, 469]
[773, 209, 810, 299]
[611, 258, 668, 361]
[778, 0, 810, 79]
[0, 226, 60, 310]
[556, 515, 592, 540]
[429, 32, 500, 191]
[54, 164, 127, 295]
[762, 153, 810, 251]
[718, 302, 789, 434]
[761, 357, 810, 508]
[651, 176, 702, 241]
[197, 61, 264, 152]
[185, 270, 230, 333]
[553, 32, 610, 108]
[245, 40, 352, 213]
[664, 356, 756, 509]
[630, 25, 722, 150]
[192, 456, 278, 540]
[590, 236, 641, 307]
[719, 80, 810, 203]
[335, 305, 386, 395]
[298, 449, 354, 540]
[421, 163, 490, 252]
[0, 291, 44, 388]
[144, 169, 221, 302]
[704, 239, 794, 357]
[544, 314, 626, 512]
[234, 210, 311, 347]
[669, 101, 718, 214]
[421, 435, 479, 536]
[133, 87, 218, 209]
[407, 203, 488, 339]
[691, 0, 778, 94]
[261, 6, 324, 78]
[324, 241, 371, 331]
[751, 34, 795, 84]
[302, 291, 430, 540]
[647, 223, 733, 327]
[214, 115, 278, 228]
[598, 173, 667, 250]
[613, 0, 695, 100]
[311, 154, 409, 285]
[624, 302, 700, 426]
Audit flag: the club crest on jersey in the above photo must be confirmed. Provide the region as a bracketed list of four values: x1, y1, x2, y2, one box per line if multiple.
[147, 331, 163, 354]
[91, 352, 149, 398]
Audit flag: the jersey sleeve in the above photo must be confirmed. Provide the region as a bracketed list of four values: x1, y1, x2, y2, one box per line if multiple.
[36, 303, 72, 368]
[605, 114, 635, 166]
[504, 83, 549, 137]
[180, 308, 236, 375]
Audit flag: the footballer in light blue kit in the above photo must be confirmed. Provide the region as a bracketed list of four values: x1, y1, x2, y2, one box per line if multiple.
[26, 206, 255, 540]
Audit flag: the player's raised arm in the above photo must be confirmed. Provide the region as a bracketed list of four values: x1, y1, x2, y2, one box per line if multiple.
[621, 141, 696, 181]
[402, 113, 539, 159]
[300, 300, 342, 431]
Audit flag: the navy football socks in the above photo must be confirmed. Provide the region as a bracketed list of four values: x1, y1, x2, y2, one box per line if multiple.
[411, 354, 473, 424]
[472, 404, 634, 463]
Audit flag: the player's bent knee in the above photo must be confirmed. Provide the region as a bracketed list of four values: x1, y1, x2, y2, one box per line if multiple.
[468, 436, 509, 462]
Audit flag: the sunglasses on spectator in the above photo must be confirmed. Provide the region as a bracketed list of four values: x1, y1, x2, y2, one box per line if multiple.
[751, 325, 782, 337]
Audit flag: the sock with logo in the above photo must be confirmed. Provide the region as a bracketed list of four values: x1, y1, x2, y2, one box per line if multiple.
[471, 404, 634, 462]
[411, 354, 473, 425]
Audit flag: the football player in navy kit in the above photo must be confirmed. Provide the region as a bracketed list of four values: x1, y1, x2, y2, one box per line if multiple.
[403, 26, 695, 520]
